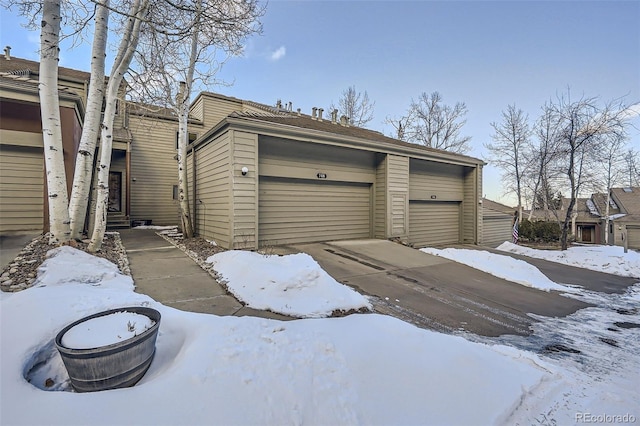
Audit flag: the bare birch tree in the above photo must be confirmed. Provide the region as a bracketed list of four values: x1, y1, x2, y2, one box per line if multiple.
[623, 149, 640, 187]
[485, 105, 531, 220]
[89, 0, 148, 252]
[593, 134, 627, 244]
[544, 91, 628, 250]
[38, 0, 72, 243]
[68, 0, 109, 240]
[526, 105, 561, 220]
[328, 85, 375, 128]
[128, 0, 263, 238]
[404, 91, 472, 154]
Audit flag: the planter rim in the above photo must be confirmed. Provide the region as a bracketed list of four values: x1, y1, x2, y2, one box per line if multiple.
[55, 306, 161, 353]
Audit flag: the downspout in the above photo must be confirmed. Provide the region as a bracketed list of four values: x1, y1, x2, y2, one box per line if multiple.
[126, 143, 131, 219]
[191, 145, 197, 235]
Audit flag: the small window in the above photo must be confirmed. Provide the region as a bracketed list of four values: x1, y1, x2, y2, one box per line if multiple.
[175, 132, 198, 149]
[172, 185, 179, 200]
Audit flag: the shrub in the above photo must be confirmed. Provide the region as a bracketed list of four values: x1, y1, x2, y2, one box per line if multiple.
[518, 219, 561, 243]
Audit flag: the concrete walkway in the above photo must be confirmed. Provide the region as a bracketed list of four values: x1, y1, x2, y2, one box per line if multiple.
[118, 229, 290, 320]
[0, 232, 39, 270]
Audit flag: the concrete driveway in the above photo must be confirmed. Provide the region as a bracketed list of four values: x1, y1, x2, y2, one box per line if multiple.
[275, 240, 636, 337]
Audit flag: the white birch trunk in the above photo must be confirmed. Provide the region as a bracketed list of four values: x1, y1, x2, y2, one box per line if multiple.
[89, 0, 147, 252]
[39, 0, 70, 243]
[604, 190, 611, 245]
[68, 0, 109, 239]
[176, 18, 200, 239]
[177, 81, 194, 238]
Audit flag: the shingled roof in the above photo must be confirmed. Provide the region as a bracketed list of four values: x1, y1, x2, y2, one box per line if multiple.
[611, 187, 640, 223]
[227, 110, 484, 165]
[0, 55, 91, 82]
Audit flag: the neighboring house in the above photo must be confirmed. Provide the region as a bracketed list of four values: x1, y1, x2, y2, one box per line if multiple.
[481, 198, 514, 248]
[527, 197, 602, 244]
[1, 53, 485, 250]
[592, 187, 640, 250]
[526, 188, 640, 250]
[0, 56, 85, 232]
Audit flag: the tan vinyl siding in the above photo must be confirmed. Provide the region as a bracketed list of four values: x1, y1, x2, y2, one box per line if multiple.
[374, 154, 387, 238]
[387, 155, 409, 238]
[128, 116, 180, 225]
[201, 95, 242, 128]
[259, 177, 371, 245]
[259, 136, 375, 183]
[230, 131, 258, 249]
[0, 145, 43, 232]
[192, 132, 231, 247]
[190, 98, 204, 122]
[483, 214, 512, 248]
[463, 166, 480, 244]
[626, 225, 640, 250]
[409, 201, 461, 247]
[409, 159, 464, 201]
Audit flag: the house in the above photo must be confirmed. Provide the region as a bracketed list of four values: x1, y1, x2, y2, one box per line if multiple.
[591, 187, 640, 250]
[0, 54, 180, 231]
[0, 56, 85, 232]
[481, 198, 514, 248]
[1, 53, 485, 250]
[526, 189, 640, 250]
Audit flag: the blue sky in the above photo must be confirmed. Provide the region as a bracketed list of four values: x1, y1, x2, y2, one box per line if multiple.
[2, 0, 639, 206]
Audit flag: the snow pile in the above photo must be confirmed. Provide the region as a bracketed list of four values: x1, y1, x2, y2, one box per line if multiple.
[34, 246, 134, 290]
[420, 247, 575, 292]
[497, 242, 640, 278]
[207, 250, 372, 318]
[1, 246, 553, 425]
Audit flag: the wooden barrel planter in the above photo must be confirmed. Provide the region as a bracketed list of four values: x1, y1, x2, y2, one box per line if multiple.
[55, 307, 161, 393]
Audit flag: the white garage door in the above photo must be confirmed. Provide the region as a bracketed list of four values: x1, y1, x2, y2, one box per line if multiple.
[0, 146, 43, 232]
[409, 201, 460, 247]
[627, 226, 640, 250]
[259, 177, 372, 245]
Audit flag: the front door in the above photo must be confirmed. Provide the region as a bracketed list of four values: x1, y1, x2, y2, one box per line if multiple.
[108, 171, 122, 212]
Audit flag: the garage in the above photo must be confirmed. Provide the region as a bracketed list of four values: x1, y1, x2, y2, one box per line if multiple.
[408, 201, 461, 247]
[482, 215, 513, 248]
[259, 177, 372, 245]
[0, 146, 43, 232]
[627, 226, 640, 250]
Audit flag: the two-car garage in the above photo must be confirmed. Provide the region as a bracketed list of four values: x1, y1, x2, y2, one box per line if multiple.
[190, 112, 482, 250]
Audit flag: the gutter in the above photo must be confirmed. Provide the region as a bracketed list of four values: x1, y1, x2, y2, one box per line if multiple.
[193, 115, 486, 168]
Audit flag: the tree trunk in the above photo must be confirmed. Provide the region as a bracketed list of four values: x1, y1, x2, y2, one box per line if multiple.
[177, 82, 194, 238]
[89, 0, 147, 252]
[39, 0, 70, 244]
[69, 0, 109, 240]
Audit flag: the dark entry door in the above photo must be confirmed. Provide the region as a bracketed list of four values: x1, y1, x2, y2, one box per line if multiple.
[108, 171, 122, 212]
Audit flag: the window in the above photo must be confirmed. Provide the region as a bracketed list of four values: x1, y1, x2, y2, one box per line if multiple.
[173, 185, 179, 200]
[175, 132, 198, 149]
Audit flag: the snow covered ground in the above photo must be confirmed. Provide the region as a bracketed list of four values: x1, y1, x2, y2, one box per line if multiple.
[420, 247, 577, 292]
[1, 243, 639, 425]
[207, 250, 371, 318]
[498, 241, 640, 278]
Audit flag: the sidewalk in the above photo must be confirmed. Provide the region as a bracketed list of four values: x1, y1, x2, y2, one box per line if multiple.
[118, 229, 291, 320]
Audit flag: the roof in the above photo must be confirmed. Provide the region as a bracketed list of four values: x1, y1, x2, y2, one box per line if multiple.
[0, 55, 91, 82]
[610, 187, 640, 223]
[482, 198, 515, 215]
[526, 197, 601, 223]
[225, 110, 484, 165]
